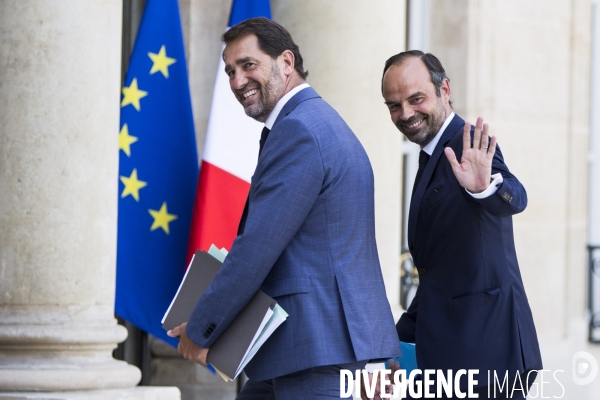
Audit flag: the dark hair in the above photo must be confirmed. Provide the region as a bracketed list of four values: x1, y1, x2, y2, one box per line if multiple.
[382, 50, 452, 106]
[222, 17, 308, 80]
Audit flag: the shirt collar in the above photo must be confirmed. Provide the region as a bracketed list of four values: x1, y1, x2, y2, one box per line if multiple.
[422, 111, 455, 155]
[264, 83, 311, 130]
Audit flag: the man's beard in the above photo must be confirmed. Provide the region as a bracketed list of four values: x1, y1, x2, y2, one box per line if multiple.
[398, 97, 447, 147]
[237, 62, 286, 123]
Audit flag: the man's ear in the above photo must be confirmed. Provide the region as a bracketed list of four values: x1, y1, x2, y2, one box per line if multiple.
[279, 49, 296, 76]
[441, 78, 451, 102]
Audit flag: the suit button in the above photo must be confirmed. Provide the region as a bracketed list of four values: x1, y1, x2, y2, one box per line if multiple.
[502, 192, 513, 203]
[419, 268, 426, 275]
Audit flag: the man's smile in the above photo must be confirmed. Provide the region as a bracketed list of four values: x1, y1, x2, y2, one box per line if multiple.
[399, 115, 427, 133]
[243, 88, 258, 99]
[405, 118, 425, 129]
[237, 85, 260, 106]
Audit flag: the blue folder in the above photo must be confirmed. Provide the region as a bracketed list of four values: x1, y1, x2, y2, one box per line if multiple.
[386, 341, 417, 376]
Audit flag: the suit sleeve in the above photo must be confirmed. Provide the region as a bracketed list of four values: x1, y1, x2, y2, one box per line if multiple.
[185, 117, 323, 348]
[396, 289, 418, 343]
[466, 144, 527, 217]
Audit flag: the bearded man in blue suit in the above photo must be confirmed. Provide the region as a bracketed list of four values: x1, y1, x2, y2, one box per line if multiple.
[168, 18, 399, 399]
[379, 51, 543, 399]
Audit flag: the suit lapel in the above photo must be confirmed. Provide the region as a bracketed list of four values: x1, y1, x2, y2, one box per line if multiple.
[407, 114, 464, 251]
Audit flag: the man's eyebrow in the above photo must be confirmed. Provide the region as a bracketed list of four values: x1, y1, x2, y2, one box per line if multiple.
[383, 91, 427, 106]
[224, 57, 255, 73]
[235, 57, 253, 65]
[407, 91, 426, 100]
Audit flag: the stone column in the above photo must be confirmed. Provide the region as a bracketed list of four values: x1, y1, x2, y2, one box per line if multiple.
[272, 0, 406, 317]
[0, 1, 178, 398]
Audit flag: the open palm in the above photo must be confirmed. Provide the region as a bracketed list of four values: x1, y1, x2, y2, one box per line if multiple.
[444, 117, 497, 193]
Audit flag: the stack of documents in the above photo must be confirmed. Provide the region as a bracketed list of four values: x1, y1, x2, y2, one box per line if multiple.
[162, 245, 288, 380]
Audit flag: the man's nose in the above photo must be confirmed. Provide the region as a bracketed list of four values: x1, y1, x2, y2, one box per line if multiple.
[230, 71, 248, 90]
[400, 106, 415, 121]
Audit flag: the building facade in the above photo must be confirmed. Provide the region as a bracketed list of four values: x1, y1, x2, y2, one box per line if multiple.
[1, 0, 599, 398]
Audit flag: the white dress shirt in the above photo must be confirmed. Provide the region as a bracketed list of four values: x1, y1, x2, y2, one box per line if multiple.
[264, 83, 310, 130]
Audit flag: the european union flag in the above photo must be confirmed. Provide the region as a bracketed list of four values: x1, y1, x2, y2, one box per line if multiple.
[116, 0, 198, 347]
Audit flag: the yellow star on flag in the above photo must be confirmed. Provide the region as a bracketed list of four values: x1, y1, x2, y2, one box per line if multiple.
[118, 124, 138, 157]
[120, 169, 147, 201]
[148, 45, 177, 78]
[121, 78, 148, 111]
[149, 202, 178, 234]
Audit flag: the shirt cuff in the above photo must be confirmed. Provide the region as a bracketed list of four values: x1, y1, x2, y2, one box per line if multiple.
[365, 362, 387, 373]
[465, 173, 503, 199]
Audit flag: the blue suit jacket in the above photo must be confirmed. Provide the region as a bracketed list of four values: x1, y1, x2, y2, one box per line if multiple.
[396, 114, 543, 385]
[187, 87, 400, 381]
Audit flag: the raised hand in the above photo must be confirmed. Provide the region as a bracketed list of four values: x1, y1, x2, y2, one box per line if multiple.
[444, 117, 497, 193]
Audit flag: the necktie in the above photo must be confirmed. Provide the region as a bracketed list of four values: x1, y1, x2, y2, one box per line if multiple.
[258, 126, 270, 156]
[412, 150, 430, 197]
[238, 126, 271, 235]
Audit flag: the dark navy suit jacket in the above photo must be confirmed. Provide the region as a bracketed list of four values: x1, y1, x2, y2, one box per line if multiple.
[187, 87, 400, 381]
[396, 114, 543, 385]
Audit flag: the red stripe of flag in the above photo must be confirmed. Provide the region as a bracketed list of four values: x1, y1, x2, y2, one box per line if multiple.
[186, 161, 250, 263]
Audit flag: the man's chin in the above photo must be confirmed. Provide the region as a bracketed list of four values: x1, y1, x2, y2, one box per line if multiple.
[243, 105, 260, 117]
[402, 130, 428, 145]
[244, 107, 269, 122]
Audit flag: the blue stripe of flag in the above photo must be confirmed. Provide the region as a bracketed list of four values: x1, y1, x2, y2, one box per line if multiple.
[228, 0, 272, 26]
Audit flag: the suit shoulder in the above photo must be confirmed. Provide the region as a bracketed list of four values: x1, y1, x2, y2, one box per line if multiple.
[291, 95, 338, 116]
[291, 97, 352, 131]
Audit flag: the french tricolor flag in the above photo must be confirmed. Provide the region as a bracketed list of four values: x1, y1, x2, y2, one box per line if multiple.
[187, 0, 272, 259]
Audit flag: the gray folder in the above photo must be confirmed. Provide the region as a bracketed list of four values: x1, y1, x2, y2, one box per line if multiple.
[208, 290, 276, 379]
[162, 250, 277, 379]
[161, 250, 221, 331]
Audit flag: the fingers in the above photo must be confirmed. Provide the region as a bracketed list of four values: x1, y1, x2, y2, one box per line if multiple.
[444, 147, 459, 169]
[360, 372, 376, 400]
[475, 117, 497, 155]
[389, 359, 400, 375]
[463, 117, 498, 160]
[360, 372, 370, 400]
[196, 355, 208, 367]
[463, 122, 471, 151]
[473, 117, 483, 149]
[198, 347, 209, 367]
[480, 121, 489, 150]
[464, 117, 494, 151]
[167, 322, 186, 337]
[383, 369, 395, 397]
[166, 328, 178, 338]
[488, 135, 498, 158]
[480, 120, 497, 158]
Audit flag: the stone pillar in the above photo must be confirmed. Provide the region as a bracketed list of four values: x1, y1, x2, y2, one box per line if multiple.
[0, 1, 178, 398]
[149, 337, 236, 399]
[272, 0, 406, 317]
